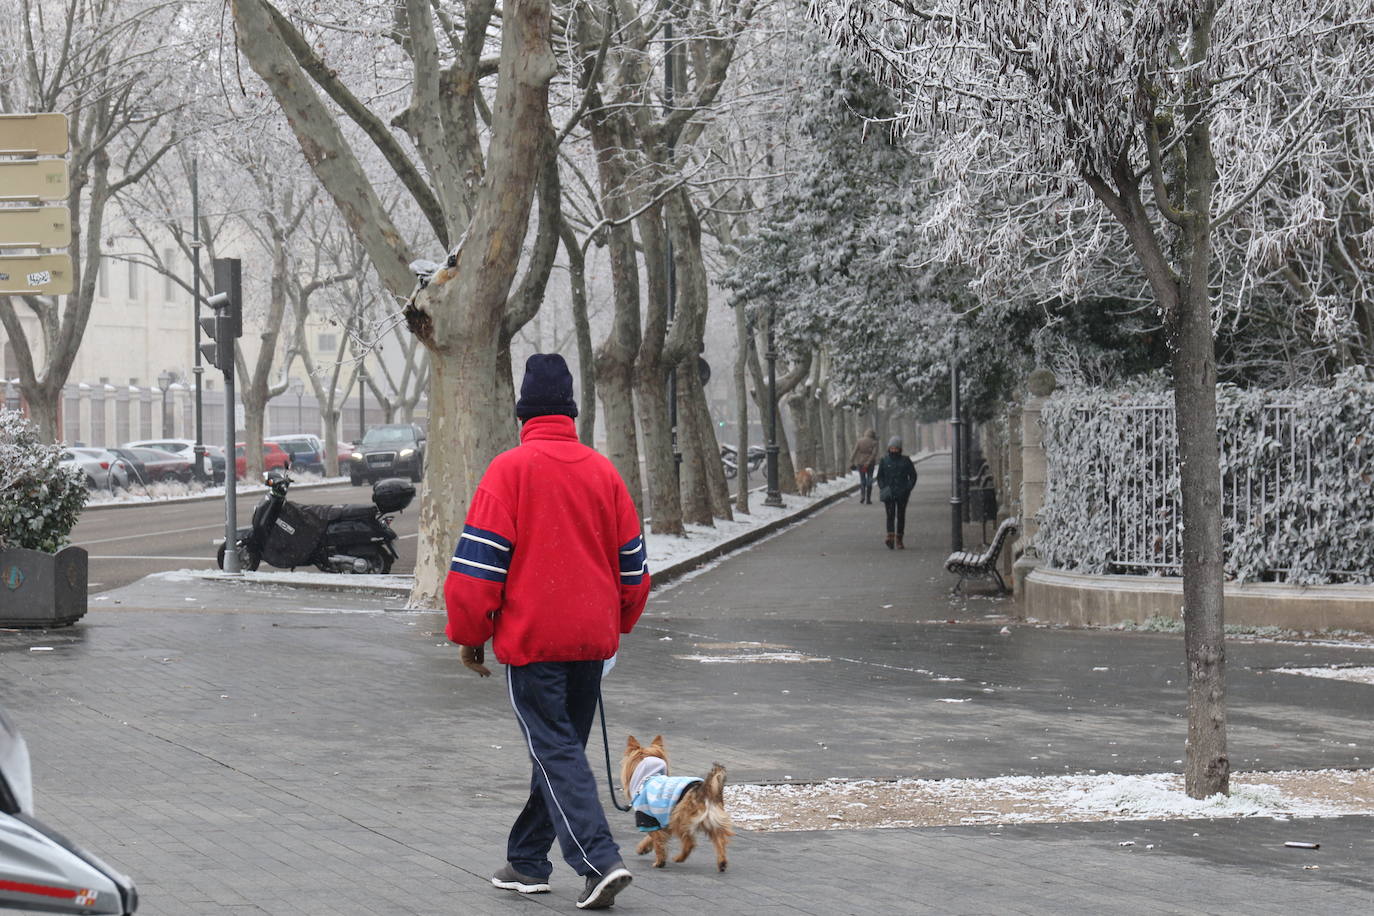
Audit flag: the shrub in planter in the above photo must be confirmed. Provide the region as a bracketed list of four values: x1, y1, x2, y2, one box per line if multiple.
[1, 409, 89, 627]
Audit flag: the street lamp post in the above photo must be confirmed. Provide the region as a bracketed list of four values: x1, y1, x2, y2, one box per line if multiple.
[157, 370, 173, 437]
[291, 377, 304, 433]
[950, 361, 963, 552]
[358, 367, 367, 440]
[763, 309, 783, 508]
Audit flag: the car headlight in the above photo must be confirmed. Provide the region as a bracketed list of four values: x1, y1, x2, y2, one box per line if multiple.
[351, 452, 363, 461]
[399, 448, 415, 459]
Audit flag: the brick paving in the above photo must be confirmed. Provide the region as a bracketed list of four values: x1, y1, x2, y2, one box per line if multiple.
[3, 457, 1372, 914]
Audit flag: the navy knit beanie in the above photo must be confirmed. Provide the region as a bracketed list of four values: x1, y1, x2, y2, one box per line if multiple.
[515, 353, 578, 419]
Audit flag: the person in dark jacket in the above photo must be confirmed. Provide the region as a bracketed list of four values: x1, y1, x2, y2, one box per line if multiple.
[849, 428, 879, 504]
[446, 354, 649, 910]
[875, 436, 918, 549]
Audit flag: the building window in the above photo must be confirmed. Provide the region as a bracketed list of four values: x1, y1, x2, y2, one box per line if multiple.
[317, 333, 337, 352]
[163, 249, 176, 300]
[127, 261, 138, 299]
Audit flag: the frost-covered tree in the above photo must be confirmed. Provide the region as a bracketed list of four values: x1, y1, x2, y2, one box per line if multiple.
[816, 0, 1374, 797]
[230, 0, 559, 607]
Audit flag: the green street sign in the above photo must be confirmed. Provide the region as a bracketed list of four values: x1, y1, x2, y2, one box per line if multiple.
[0, 253, 74, 295]
[0, 159, 69, 201]
[0, 206, 71, 248]
[0, 113, 69, 155]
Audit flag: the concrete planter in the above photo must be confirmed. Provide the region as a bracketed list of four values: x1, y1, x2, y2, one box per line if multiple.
[0, 546, 88, 628]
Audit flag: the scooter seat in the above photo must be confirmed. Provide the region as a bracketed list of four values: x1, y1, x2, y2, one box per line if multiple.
[303, 503, 377, 524]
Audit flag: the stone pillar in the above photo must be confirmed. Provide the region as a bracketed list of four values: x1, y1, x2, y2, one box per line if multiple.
[102, 385, 117, 446]
[1013, 368, 1057, 595]
[171, 385, 191, 437]
[77, 384, 93, 445]
[127, 389, 142, 444]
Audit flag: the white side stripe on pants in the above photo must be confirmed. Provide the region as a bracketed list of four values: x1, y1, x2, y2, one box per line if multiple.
[506, 667, 602, 877]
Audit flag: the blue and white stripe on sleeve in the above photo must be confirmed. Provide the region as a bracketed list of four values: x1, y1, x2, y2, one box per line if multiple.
[451, 525, 513, 583]
[619, 534, 648, 585]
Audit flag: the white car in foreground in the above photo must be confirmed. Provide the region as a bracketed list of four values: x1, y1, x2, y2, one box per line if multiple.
[0, 707, 137, 914]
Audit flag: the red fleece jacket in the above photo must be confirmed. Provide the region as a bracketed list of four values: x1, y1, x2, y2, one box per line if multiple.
[443, 415, 650, 665]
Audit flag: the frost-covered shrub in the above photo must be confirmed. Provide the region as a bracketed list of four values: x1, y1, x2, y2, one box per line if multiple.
[0, 409, 88, 552]
[1038, 370, 1374, 585]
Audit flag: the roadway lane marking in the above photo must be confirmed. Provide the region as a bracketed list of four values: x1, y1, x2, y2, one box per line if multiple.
[75, 523, 224, 546]
[88, 555, 216, 561]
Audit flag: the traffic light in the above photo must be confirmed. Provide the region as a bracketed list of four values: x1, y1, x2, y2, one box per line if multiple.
[198, 295, 234, 372]
[199, 258, 243, 374]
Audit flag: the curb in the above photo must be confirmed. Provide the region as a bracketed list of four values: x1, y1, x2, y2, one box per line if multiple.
[188, 571, 411, 596]
[82, 476, 354, 512]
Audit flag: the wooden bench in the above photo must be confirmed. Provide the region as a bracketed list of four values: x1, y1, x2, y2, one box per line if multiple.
[945, 516, 1019, 594]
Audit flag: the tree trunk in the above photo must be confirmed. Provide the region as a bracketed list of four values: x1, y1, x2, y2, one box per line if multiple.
[561, 223, 596, 448]
[635, 202, 684, 536]
[817, 392, 835, 478]
[1175, 17, 1229, 797]
[684, 362, 731, 521]
[676, 360, 714, 526]
[734, 302, 750, 514]
[403, 0, 557, 608]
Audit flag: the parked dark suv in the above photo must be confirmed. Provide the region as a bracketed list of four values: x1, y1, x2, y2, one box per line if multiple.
[350, 424, 426, 485]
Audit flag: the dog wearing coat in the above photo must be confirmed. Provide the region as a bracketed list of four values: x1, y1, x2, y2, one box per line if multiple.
[621, 735, 734, 872]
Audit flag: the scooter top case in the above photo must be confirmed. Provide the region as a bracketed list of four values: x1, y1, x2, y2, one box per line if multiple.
[0, 708, 137, 915]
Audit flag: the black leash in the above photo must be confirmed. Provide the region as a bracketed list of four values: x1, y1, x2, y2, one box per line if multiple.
[597, 690, 632, 812]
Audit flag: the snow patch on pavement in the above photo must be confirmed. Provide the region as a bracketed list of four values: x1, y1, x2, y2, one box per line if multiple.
[725, 769, 1374, 831]
[1273, 666, 1374, 685]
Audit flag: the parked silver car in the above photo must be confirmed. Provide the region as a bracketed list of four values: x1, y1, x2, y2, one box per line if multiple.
[58, 448, 131, 491]
[122, 438, 223, 483]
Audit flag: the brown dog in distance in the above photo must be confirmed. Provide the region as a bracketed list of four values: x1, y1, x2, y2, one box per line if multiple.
[795, 466, 816, 496]
[621, 734, 734, 872]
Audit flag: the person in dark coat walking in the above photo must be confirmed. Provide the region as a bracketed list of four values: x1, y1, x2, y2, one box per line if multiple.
[875, 436, 918, 549]
[446, 354, 650, 910]
[849, 428, 879, 504]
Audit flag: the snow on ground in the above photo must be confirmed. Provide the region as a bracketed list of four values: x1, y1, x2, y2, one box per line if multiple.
[726, 769, 1374, 831]
[85, 474, 348, 507]
[1274, 666, 1374, 685]
[170, 569, 411, 592]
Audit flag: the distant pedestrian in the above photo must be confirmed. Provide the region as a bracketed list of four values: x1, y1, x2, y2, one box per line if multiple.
[876, 436, 918, 550]
[849, 428, 879, 504]
[445, 353, 651, 910]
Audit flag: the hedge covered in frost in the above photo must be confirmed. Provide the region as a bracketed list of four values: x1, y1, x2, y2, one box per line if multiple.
[0, 408, 88, 553]
[1038, 370, 1374, 585]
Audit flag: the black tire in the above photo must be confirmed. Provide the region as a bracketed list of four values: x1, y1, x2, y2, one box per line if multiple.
[350, 474, 364, 487]
[410, 466, 422, 483]
[342, 548, 391, 574]
[216, 540, 261, 572]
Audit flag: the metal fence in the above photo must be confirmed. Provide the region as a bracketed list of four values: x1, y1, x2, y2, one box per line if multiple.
[1056, 397, 1373, 583]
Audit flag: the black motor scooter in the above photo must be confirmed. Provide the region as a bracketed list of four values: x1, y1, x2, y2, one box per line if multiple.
[216, 469, 415, 574]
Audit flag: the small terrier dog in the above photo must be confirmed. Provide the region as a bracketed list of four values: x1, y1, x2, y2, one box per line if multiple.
[621, 735, 734, 872]
[795, 466, 816, 496]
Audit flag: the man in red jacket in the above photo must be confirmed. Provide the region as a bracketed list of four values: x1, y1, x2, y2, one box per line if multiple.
[445, 353, 650, 910]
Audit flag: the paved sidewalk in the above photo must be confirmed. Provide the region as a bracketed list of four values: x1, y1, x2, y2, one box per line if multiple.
[3, 457, 1372, 914]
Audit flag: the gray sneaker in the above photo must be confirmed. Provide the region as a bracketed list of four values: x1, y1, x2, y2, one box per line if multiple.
[576, 864, 632, 909]
[491, 863, 551, 894]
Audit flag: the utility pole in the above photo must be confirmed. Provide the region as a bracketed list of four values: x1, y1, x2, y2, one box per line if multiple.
[190, 157, 207, 483]
[201, 258, 243, 574]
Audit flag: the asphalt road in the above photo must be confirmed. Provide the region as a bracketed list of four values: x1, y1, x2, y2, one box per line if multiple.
[70, 480, 421, 593]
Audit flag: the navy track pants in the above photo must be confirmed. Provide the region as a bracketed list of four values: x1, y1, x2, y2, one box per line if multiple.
[505, 661, 621, 879]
